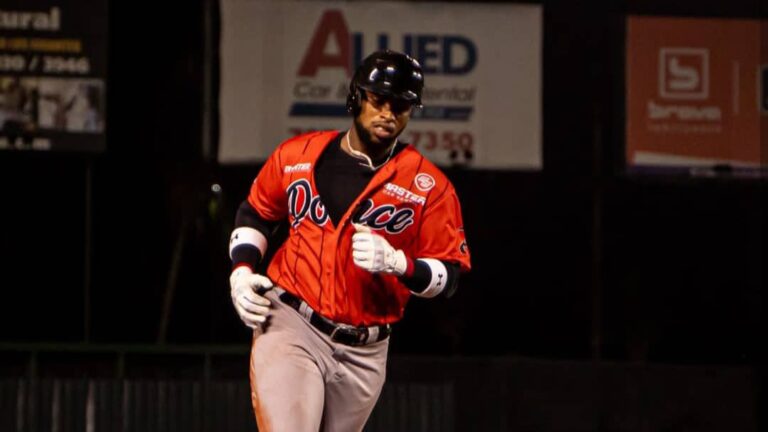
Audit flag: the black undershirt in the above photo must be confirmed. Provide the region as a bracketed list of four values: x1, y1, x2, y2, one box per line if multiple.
[314, 133, 378, 226]
[315, 132, 410, 225]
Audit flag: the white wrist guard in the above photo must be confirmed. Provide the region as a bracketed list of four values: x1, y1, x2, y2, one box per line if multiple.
[411, 258, 448, 298]
[229, 227, 268, 258]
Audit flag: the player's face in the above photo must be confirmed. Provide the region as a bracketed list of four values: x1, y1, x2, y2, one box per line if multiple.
[354, 90, 413, 149]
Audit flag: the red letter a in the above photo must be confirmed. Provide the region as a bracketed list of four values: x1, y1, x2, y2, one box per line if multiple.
[297, 10, 351, 77]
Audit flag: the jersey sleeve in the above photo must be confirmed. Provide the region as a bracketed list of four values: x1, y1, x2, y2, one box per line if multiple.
[247, 146, 288, 222]
[412, 184, 471, 272]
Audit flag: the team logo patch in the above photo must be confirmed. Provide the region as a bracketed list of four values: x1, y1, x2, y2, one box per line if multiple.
[414, 173, 435, 192]
[459, 240, 468, 255]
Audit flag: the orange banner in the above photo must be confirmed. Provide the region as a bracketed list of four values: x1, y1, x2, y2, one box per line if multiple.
[626, 16, 765, 169]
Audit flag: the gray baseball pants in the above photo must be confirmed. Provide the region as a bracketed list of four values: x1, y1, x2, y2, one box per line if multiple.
[249, 289, 389, 431]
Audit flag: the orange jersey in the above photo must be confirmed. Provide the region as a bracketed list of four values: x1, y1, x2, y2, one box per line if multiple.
[248, 130, 471, 326]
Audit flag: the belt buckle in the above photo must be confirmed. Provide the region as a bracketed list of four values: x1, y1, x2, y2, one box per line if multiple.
[329, 323, 363, 345]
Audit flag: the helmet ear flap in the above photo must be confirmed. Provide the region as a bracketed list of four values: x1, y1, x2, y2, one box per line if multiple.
[346, 85, 363, 116]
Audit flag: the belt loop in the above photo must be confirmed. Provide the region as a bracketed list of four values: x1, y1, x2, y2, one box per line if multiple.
[298, 301, 313, 321]
[366, 326, 379, 345]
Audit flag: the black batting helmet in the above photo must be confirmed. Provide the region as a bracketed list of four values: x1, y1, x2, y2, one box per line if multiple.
[346, 50, 424, 115]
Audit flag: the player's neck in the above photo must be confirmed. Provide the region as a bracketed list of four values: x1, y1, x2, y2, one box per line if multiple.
[343, 129, 397, 171]
[345, 127, 391, 161]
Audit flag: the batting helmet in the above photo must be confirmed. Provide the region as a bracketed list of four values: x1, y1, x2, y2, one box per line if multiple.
[346, 50, 424, 115]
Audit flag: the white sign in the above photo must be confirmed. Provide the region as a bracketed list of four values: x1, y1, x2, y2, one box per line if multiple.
[220, 0, 542, 169]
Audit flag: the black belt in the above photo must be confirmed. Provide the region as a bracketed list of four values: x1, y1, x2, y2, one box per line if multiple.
[274, 288, 391, 346]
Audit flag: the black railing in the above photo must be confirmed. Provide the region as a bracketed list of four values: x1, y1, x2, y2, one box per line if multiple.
[0, 344, 758, 432]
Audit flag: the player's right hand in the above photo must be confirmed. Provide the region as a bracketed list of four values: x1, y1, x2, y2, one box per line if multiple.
[352, 223, 408, 275]
[229, 266, 273, 329]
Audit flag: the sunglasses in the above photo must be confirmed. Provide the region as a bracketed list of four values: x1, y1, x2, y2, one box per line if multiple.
[362, 91, 414, 114]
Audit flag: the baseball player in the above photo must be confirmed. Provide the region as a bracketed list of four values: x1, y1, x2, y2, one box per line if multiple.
[228, 50, 471, 431]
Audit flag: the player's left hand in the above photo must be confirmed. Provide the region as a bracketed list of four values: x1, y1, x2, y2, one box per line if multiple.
[351, 223, 408, 275]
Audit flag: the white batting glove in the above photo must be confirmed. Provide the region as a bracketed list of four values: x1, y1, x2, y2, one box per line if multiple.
[229, 266, 273, 329]
[351, 223, 408, 276]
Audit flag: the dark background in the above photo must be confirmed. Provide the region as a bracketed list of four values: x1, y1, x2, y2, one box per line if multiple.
[0, 0, 763, 369]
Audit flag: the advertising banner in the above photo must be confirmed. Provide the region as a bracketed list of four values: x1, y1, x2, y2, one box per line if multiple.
[626, 16, 766, 171]
[0, 0, 107, 153]
[220, 0, 542, 169]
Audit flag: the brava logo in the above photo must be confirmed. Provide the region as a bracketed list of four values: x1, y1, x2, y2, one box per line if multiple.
[297, 10, 477, 77]
[659, 48, 708, 100]
[648, 47, 721, 122]
[287, 179, 415, 234]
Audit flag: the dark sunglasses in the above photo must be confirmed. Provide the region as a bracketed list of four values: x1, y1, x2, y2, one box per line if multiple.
[362, 91, 414, 114]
